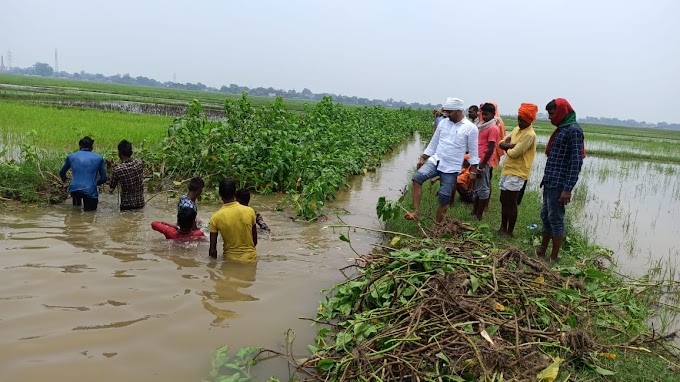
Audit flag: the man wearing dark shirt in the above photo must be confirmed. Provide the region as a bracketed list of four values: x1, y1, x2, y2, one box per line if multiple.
[59, 136, 107, 211]
[109, 140, 145, 211]
[537, 98, 585, 263]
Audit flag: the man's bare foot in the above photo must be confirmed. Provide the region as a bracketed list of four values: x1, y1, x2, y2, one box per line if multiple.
[535, 247, 547, 259]
[404, 212, 418, 220]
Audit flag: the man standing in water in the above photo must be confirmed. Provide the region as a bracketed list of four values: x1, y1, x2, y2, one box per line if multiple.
[209, 179, 258, 261]
[498, 103, 538, 237]
[59, 136, 107, 211]
[109, 140, 145, 211]
[405, 97, 479, 223]
[537, 98, 585, 262]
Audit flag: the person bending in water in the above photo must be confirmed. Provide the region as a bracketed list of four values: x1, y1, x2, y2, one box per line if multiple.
[178, 176, 204, 231]
[152, 207, 205, 240]
[235, 188, 270, 232]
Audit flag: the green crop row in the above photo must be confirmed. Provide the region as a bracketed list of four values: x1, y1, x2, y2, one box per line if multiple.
[149, 94, 432, 218]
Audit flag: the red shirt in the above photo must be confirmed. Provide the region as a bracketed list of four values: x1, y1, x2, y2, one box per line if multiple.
[478, 124, 500, 168]
[151, 221, 205, 240]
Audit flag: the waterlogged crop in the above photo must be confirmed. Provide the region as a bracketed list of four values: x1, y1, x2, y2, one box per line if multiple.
[152, 94, 431, 218]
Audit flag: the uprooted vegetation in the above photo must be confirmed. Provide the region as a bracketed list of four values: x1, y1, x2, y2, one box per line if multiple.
[207, 219, 680, 381]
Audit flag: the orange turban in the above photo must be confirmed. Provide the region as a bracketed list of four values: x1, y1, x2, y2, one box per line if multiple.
[518, 103, 538, 123]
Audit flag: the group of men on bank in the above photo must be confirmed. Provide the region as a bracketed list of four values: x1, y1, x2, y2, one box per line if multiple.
[408, 97, 585, 262]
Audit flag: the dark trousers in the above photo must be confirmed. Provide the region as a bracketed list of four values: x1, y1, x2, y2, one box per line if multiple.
[517, 180, 528, 205]
[71, 191, 98, 211]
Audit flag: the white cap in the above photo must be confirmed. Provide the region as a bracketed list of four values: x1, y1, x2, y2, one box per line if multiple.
[442, 97, 465, 111]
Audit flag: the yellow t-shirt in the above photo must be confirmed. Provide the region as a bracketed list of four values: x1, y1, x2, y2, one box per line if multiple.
[501, 125, 537, 180]
[209, 202, 257, 262]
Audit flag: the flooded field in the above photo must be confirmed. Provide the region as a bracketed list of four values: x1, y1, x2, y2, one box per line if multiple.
[528, 156, 680, 276]
[0, 136, 423, 381]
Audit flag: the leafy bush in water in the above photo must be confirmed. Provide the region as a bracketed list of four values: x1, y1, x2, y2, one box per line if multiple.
[154, 94, 431, 218]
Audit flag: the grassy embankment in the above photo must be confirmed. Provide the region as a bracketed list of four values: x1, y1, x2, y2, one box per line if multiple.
[379, 163, 679, 381]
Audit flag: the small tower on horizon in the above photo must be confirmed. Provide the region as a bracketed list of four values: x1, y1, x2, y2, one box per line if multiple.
[0, 55, 6, 72]
[54, 49, 59, 73]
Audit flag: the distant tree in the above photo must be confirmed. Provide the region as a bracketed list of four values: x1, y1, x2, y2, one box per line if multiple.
[33, 62, 54, 77]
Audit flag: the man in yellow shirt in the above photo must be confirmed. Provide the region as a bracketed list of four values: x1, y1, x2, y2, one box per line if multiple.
[209, 179, 258, 261]
[498, 103, 538, 237]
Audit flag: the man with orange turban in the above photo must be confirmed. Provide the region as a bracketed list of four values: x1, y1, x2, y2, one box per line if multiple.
[498, 103, 538, 237]
[537, 98, 585, 263]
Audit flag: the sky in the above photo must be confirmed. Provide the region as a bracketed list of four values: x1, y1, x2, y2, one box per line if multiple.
[2, 0, 679, 123]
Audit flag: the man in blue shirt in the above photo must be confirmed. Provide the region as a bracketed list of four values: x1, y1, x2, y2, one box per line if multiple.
[59, 136, 107, 211]
[537, 99, 585, 263]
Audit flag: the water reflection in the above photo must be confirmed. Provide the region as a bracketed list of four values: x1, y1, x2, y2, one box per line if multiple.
[201, 260, 258, 326]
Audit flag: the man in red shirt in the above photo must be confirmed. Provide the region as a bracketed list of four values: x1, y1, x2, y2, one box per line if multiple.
[472, 103, 500, 220]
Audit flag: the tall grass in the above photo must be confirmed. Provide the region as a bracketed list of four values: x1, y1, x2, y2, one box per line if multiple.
[0, 101, 171, 153]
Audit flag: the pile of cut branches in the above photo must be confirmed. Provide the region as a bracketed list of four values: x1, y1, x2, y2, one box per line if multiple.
[289, 223, 679, 381]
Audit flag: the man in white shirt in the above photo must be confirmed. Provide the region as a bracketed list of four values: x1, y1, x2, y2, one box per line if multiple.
[405, 97, 480, 223]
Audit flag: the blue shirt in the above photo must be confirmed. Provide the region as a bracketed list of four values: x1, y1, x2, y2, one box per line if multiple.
[59, 148, 107, 199]
[540, 123, 584, 192]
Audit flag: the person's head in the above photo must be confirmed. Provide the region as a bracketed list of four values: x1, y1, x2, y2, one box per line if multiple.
[117, 140, 133, 160]
[235, 188, 251, 206]
[188, 177, 205, 198]
[177, 206, 197, 233]
[218, 179, 237, 202]
[517, 103, 538, 129]
[546, 98, 576, 127]
[79, 136, 94, 150]
[467, 105, 479, 121]
[480, 103, 496, 123]
[441, 97, 466, 123]
[545, 99, 557, 122]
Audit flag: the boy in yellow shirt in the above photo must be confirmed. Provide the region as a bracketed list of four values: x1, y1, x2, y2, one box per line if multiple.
[208, 179, 258, 261]
[498, 103, 538, 237]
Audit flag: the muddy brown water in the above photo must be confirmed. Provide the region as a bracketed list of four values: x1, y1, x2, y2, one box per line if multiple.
[0, 135, 425, 381]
